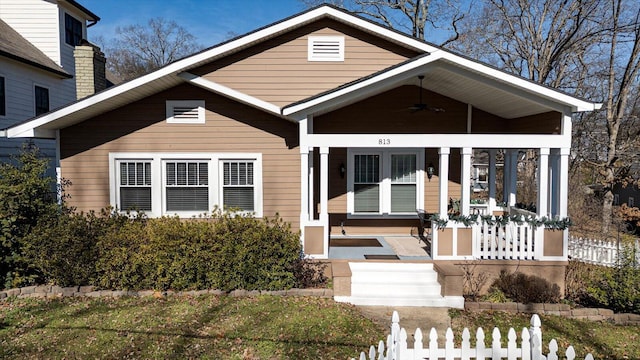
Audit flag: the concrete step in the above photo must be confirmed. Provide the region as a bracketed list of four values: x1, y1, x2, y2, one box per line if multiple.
[335, 261, 464, 308]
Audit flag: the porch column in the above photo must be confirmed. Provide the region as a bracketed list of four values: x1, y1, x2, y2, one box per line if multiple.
[507, 150, 518, 207]
[439, 147, 450, 216]
[559, 148, 570, 218]
[461, 147, 472, 215]
[488, 149, 497, 213]
[537, 148, 550, 217]
[319, 147, 329, 223]
[549, 149, 560, 217]
[308, 149, 315, 219]
[300, 147, 310, 224]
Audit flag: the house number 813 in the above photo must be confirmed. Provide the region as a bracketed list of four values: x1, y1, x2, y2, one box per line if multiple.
[378, 138, 391, 145]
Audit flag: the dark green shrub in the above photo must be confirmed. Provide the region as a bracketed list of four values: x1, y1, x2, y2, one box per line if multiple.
[583, 248, 640, 314]
[490, 270, 561, 303]
[0, 145, 61, 288]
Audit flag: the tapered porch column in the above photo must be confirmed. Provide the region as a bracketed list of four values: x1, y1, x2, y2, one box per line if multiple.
[537, 148, 550, 217]
[461, 147, 472, 215]
[439, 147, 450, 216]
[488, 149, 497, 212]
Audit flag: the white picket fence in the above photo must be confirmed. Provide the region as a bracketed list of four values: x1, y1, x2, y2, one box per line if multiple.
[473, 223, 536, 260]
[354, 312, 594, 360]
[568, 236, 640, 267]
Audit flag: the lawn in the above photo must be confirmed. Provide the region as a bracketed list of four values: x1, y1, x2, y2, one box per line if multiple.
[0, 295, 383, 359]
[450, 310, 640, 360]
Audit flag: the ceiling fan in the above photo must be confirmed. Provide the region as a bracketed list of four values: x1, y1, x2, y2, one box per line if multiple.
[409, 75, 445, 113]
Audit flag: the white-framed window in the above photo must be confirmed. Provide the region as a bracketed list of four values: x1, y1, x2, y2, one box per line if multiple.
[166, 100, 205, 124]
[109, 153, 262, 217]
[629, 197, 635, 207]
[347, 149, 424, 217]
[308, 36, 345, 62]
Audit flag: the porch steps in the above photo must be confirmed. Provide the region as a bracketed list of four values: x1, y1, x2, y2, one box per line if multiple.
[336, 262, 463, 308]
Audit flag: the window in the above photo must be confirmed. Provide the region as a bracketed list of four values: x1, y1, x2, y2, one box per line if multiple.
[222, 161, 255, 211]
[118, 161, 152, 211]
[0, 76, 5, 116]
[348, 149, 423, 216]
[629, 197, 635, 207]
[34, 86, 49, 116]
[165, 161, 209, 211]
[65, 13, 83, 46]
[476, 166, 488, 183]
[110, 153, 262, 217]
[308, 36, 344, 61]
[353, 154, 380, 213]
[166, 100, 205, 124]
[390, 154, 417, 213]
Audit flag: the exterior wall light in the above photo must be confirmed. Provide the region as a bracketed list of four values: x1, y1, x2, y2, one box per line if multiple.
[427, 162, 435, 181]
[339, 163, 346, 178]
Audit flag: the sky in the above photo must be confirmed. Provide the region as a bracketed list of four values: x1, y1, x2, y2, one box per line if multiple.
[81, 0, 307, 47]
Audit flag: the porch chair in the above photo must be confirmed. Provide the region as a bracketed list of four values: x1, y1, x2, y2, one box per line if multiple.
[415, 209, 432, 253]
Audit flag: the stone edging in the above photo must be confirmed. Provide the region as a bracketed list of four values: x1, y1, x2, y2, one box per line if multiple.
[465, 301, 640, 326]
[0, 285, 333, 300]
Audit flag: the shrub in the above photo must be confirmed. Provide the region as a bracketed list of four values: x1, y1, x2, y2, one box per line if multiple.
[95, 211, 306, 292]
[0, 145, 61, 288]
[490, 270, 561, 303]
[582, 248, 640, 314]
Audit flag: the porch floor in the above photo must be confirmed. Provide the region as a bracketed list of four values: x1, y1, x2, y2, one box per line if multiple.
[328, 236, 431, 260]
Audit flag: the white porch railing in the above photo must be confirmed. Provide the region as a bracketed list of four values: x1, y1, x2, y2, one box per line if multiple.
[354, 311, 593, 360]
[568, 236, 640, 267]
[473, 223, 536, 260]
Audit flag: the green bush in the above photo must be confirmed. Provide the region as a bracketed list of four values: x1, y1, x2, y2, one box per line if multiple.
[95, 211, 306, 292]
[490, 270, 561, 303]
[582, 248, 640, 314]
[0, 145, 61, 288]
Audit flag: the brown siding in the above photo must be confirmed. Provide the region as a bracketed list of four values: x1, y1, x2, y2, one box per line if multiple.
[193, 19, 419, 107]
[315, 86, 467, 134]
[472, 109, 561, 134]
[60, 83, 301, 229]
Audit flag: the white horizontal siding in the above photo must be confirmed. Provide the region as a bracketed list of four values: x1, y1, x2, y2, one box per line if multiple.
[0, 0, 62, 65]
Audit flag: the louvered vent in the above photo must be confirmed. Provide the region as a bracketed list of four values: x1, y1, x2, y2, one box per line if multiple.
[166, 100, 205, 124]
[308, 36, 344, 61]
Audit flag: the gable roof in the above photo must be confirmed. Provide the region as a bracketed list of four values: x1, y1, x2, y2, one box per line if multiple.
[0, 19, 72, 79]
[64, 0, 100, 23]
[5, 4, 600, 139]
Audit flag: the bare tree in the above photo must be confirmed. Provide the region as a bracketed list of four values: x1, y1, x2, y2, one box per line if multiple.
[103, 18, 202, 81]
[301, 0, 469, 46]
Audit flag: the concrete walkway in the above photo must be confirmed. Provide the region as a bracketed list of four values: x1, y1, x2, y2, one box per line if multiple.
[356, 305, 452, 345]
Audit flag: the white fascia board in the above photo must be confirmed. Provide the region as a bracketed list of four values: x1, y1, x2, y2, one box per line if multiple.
[178, 72, 282, 117]
[437, 53, 601, 112]
[283, 52, 445, 116]
[307, 133, 571, 149]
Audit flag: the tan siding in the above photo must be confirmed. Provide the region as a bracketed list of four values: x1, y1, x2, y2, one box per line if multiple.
[194, 19, 418, 107]
[60, 83, 301, 229]
[315, 86, 468, 134]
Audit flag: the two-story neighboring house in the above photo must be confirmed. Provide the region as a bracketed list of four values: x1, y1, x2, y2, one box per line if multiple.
[0, 0, 103, 172]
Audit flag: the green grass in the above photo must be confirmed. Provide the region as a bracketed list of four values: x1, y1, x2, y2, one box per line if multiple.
[0, 295, 383, 359]
[450, 310, 640, 360]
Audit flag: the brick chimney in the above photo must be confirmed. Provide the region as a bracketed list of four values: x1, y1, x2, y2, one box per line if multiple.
[73, 41, 106, 99]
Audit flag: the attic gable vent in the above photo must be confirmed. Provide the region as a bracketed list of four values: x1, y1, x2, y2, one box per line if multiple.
[308, 36, 344, 62]
[166, 100, 205, 124]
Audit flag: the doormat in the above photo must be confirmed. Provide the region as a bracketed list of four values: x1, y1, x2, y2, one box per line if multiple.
[329, 238, 382, 247]
[364, 254, 400, 260]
